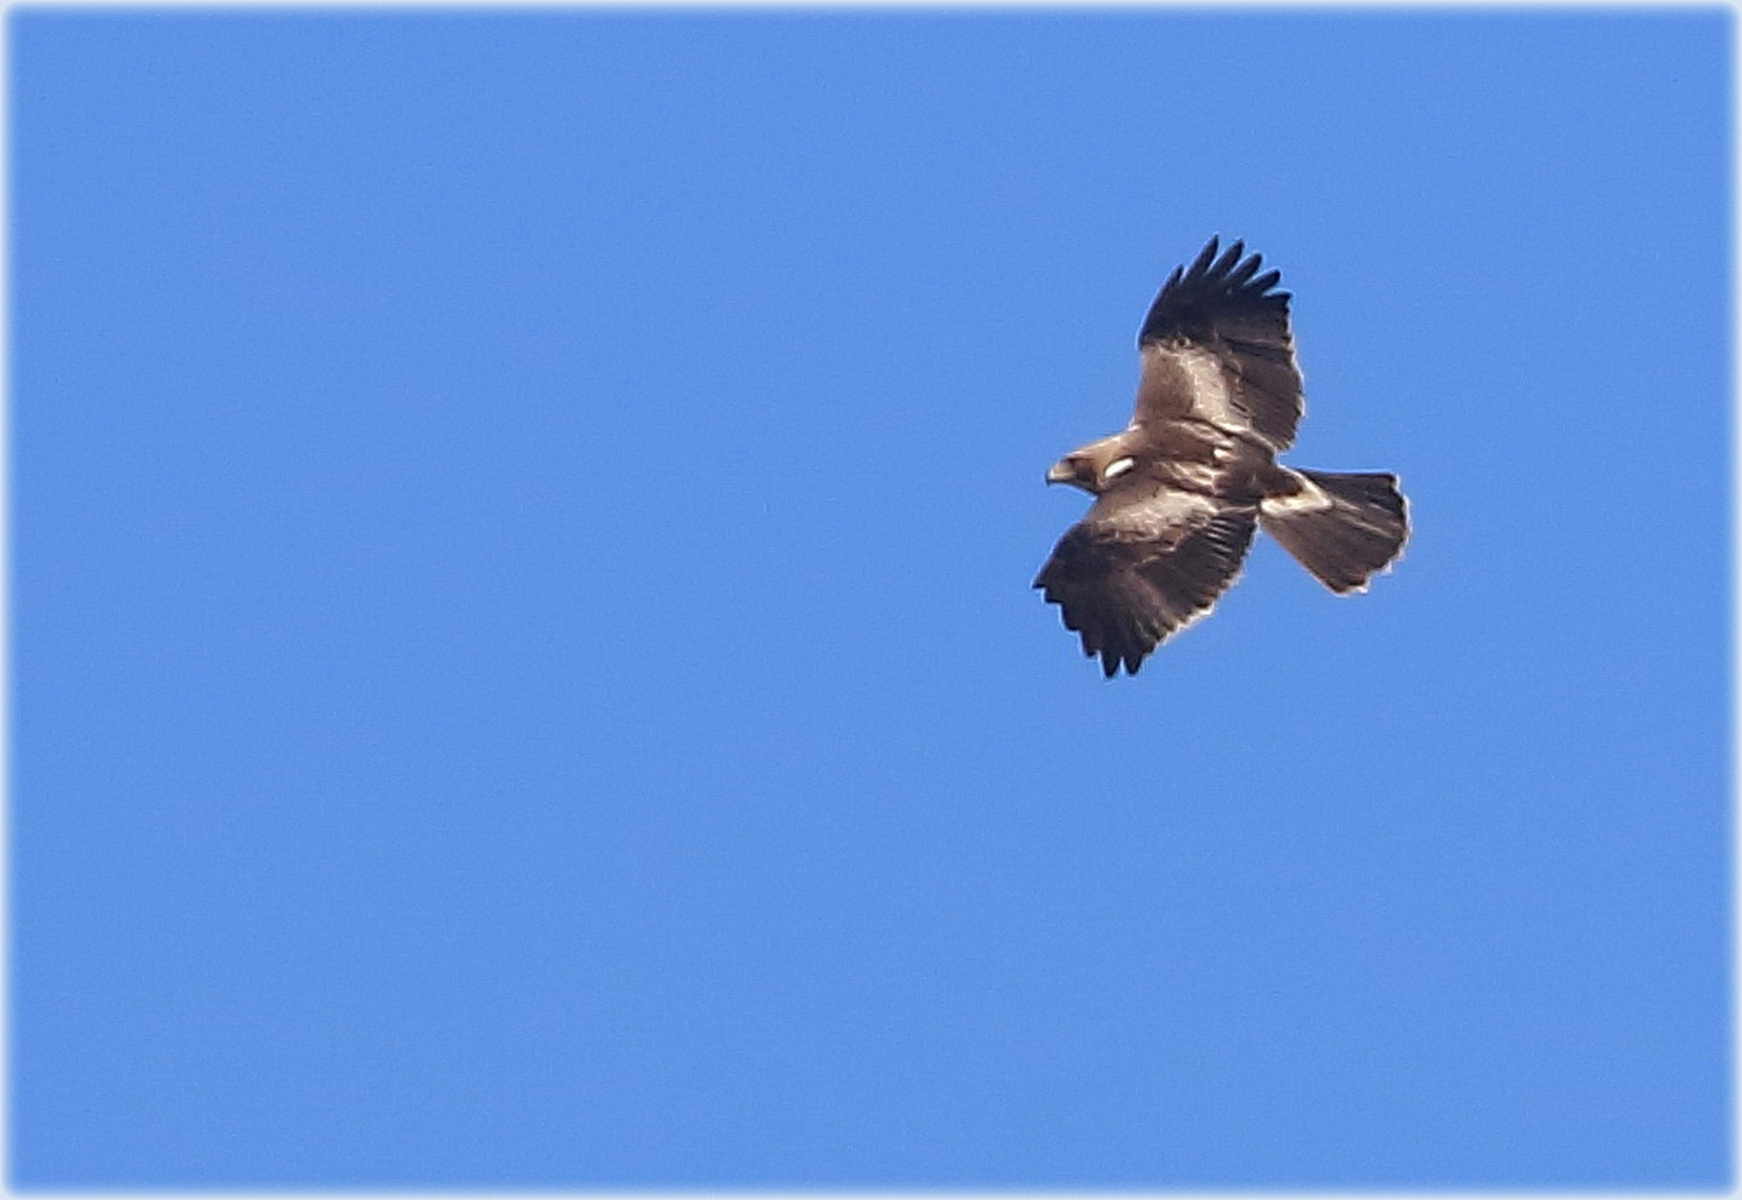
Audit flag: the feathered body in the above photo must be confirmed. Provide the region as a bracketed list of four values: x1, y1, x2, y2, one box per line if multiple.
[1035, 237, 1409, 677]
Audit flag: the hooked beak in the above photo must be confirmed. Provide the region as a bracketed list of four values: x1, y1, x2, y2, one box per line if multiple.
[1046, 459, 1075, 485]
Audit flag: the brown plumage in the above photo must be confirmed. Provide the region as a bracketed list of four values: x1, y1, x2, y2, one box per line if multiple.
[1035, 237, 1409, 677]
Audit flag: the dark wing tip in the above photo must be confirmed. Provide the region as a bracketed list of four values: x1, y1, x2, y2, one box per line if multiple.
[1187, 236, 1221, 277]
[1035, 576, 1162, 679]
[1138, 235, 1290, 348]
[1208, 239, 1243, 279]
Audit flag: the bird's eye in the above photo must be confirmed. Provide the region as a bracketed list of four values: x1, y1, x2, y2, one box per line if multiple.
[1103, 457, 1137, 482]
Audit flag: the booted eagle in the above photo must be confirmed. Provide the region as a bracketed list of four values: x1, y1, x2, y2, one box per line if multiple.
[1035, 237, 1408, 677]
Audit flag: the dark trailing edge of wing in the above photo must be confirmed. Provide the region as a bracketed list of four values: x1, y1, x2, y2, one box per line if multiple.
[1137, 236, 1289, 349]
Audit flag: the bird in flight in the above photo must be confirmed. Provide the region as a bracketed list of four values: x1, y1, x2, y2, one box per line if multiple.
[1035, 237, 1409, 677]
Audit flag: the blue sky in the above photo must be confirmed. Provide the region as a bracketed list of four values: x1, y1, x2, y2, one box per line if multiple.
[10, 7, 1731, 1189]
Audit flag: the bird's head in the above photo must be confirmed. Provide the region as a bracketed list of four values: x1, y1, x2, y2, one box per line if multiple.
[1046, 438, 1138, 495]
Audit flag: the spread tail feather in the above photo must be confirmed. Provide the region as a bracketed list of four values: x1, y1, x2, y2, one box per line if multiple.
[1259, 469, 1409, 594]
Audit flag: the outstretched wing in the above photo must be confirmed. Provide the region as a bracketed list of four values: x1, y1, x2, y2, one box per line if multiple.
[1133, 236, 1303, 452]
[1033, 483, 1258, 677]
